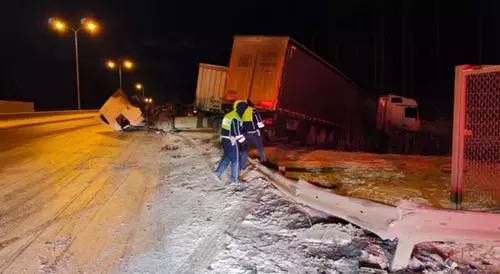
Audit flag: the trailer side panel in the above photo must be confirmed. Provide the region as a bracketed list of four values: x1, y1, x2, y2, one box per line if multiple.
[278, 43, 363, 128]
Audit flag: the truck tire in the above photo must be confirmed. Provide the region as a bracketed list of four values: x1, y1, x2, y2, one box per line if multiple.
[263, 128, 275, 144]
[212, 115, 222, 132]
[297, 121, 310, 146]
[317, 127, 328, 146]
[306, 125, 318, 146]
[327, 129, 335, 147]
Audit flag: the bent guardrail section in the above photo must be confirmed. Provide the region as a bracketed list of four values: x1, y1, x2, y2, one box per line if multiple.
[250, 159, 500, 271]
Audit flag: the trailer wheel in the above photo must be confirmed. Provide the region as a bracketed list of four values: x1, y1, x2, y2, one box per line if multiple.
[306, 125, 318, 146]
[297, 121, 310, 146]
[263, 129, 275, 144]
[211, 115, 223, 132]
[317, 127, 328, 146]
[326, 129, 335, 147]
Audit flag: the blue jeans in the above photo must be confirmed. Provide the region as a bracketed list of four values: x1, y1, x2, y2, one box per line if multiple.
[215, 138, 239, 183]
[240, 132, 267, 170]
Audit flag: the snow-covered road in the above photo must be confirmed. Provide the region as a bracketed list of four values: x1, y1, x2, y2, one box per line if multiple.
[0, 120, 162, 273]
[1, 123, 497, 273]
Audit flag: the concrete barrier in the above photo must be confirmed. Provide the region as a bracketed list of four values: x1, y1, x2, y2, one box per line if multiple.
[174, 116, 209, 129]
[0, 110, 98, 129]
[0, 100, 34, 113]
[249, 159, 500, 271]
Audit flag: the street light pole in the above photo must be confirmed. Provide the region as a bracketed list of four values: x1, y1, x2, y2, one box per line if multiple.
[49, 17, 99, 110]
[73, 29, 81, 110]
[118, 65, 123, 89]
[106, 59, 133, 90]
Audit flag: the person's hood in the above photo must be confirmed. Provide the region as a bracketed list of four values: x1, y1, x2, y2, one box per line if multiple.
[235, 101, 248, 118]
[233, 100, 246, 109]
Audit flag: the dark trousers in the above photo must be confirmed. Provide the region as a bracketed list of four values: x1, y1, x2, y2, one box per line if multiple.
[240, 132, 267, 169]
[215, 138, 239, 183]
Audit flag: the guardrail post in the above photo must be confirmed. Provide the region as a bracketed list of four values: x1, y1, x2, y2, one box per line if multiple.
[391, 238, 415, 271]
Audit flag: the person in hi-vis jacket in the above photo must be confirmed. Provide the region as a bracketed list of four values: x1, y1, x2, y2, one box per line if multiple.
[215, 100, 248, 183]
[240, 99, 267, 170]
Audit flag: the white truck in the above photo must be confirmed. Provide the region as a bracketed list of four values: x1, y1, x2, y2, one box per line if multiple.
[376, 94, 422, 153]
[194, 63, 228, 113]
[99, 89, 144, 130]
[376, 94, 421, 134]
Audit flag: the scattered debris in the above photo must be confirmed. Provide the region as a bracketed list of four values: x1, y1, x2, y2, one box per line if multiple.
[298, 223, 359, 245]
[98, 89, 184, 132]
[161, 144, 179, 151]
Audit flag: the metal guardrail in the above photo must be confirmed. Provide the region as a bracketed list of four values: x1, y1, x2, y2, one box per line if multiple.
[250, 159, 500, 271]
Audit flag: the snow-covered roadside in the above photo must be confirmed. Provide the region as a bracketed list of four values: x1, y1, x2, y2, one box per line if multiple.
[118, 131, 496, 274]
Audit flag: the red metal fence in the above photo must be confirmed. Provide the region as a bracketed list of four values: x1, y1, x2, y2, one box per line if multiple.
[451, 65, 500, 210]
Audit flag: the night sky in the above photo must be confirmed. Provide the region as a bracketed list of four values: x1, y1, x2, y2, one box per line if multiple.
[1, 0, 499, 119]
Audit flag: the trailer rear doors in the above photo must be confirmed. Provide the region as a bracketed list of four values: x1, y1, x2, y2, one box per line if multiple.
[224, 36, 288, 110]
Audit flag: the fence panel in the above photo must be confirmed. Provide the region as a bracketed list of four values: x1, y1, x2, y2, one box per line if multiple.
[451, 65, 500, 210]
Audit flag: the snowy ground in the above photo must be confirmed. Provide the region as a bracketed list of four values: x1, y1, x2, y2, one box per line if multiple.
[258, 147, 454, 209]
[118, 131, 498, 274]
[1, 121, 497, 273]
[260, 147, 499, 211]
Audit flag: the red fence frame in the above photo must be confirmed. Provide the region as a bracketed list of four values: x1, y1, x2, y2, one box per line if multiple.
[451, 65, 500, 210]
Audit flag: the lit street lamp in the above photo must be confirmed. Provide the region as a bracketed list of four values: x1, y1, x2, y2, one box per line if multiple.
[144, 97, 153, 104]
[106, 59, 134, 89]
[48, 17, 100, 110]
[135, 83, 145, 97]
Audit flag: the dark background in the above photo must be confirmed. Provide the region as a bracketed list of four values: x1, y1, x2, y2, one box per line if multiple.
[0, 0, 498, 119]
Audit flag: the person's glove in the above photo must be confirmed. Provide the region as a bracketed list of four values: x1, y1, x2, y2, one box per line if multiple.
[229, 136, 237, 146]
[236, 135, 246, 143]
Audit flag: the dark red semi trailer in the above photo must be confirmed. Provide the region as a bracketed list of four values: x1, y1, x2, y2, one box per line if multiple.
[223, 35, 377, 150]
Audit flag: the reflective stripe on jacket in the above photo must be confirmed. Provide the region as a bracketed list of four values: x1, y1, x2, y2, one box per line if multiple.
[242, 107, 264, 133]
[220, 110, 245, 143]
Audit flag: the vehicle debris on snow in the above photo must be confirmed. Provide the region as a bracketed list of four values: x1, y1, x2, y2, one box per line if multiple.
[99, 89, 145, 130]
[99, 89, 177, 132]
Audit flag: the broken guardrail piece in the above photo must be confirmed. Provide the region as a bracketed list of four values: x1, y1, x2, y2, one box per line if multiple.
[249, 158, 500, 271]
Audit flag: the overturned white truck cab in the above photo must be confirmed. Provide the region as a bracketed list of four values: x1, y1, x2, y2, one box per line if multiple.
[99, 90, 145, 130]
[376, 94, 421, 134]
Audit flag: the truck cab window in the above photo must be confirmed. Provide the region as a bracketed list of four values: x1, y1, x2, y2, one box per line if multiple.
[405, 107, 418, 119]
[391, 97, 403, 103]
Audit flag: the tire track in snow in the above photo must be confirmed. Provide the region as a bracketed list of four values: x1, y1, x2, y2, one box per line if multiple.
[0, 125, 118, 234]
[117, 132, 252, 273]
[174, 133, 254, 274]
[0, 131, 152, 273]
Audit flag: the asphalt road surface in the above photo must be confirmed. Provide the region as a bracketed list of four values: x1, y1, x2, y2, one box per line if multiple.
[0, 118, 162, 273]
